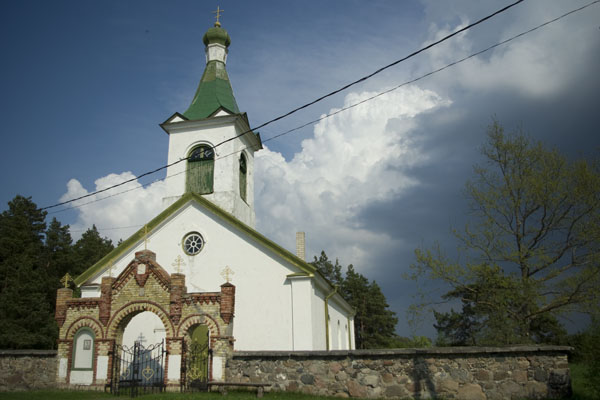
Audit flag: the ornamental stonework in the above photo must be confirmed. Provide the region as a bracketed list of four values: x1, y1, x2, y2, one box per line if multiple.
[54, 249, 235, 391]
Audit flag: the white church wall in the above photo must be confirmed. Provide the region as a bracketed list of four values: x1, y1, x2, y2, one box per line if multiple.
[290, 277, 314, 350]
[310, 284, 327, 350]
[80, 285, 100, 298]
[327, 296, 351, 350]
[86, 201, 299, 350]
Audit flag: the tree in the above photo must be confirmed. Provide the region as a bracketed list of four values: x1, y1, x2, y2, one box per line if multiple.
[0, 196, 57, 349]
[71, 225, 114, 277]
[311, 252, 399, 349]
[311, 251, 344, 287]
[410, 122, 600, 345]
[42, 218, 74, 311]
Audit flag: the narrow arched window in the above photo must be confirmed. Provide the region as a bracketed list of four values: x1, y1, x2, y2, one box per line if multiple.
[72, 328, 95, 370]
[239, 153, 247, 202]
[187, 145, 214, 194]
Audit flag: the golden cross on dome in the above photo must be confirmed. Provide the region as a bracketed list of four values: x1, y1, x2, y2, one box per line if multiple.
[172, 255, 186, 274]
[60, 273, 73, 288]
[213, 6, 224, 27]
[220, 265, 234, 283]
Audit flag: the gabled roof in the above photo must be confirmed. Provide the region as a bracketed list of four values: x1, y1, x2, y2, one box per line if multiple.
[74, 192, 317, 286]
[183, 60, 240, 121]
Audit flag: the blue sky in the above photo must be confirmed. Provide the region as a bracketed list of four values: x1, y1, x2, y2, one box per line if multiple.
[1, 0, 599, 337]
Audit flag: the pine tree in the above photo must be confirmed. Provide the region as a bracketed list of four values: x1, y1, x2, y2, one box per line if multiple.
[311, 251, 343, 287]
[71, 225, 114, 277]
[311, 252, 399, 349]
[0, 196, 57, 349]
[42, 218, 74, 313]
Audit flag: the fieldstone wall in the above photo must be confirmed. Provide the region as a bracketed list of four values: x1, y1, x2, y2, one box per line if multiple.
[0, 350, 57, 391]
[227, 346, 572, 399]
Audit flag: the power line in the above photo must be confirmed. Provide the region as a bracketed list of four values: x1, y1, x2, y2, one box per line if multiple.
[40, 0, 526, 211]
[46, 0, 599, 218]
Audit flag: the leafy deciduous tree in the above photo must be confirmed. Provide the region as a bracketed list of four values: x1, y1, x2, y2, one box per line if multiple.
[410, 122, 600, 345]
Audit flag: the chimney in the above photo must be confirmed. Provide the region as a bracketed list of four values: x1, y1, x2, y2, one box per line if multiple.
[296, 232, 306, 261]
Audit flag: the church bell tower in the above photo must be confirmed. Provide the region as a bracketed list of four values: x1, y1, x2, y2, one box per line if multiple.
[160, 19, 262, 228]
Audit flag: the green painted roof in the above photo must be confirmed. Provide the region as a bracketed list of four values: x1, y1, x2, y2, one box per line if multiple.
[203, 26, 231, 47]
[183, 24, 239, 121]
[183, 60, 240, 120]
[74, 192, 317, 286]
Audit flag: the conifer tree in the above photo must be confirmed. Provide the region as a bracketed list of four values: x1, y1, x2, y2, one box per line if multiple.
[311, 253, 398, 349]
[0, 196, 56, 349]
[71, 225, 114, 276]
[42, 218, 74, 312]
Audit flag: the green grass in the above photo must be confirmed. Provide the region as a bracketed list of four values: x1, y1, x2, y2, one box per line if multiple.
[569, 363, 596, 400]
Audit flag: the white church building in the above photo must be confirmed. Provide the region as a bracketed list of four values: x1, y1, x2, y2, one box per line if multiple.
[55, 19, 355, 390]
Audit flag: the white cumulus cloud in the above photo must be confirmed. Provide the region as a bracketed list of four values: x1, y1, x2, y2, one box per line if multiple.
[254, 86, 449, 269]
[60, 173, 166, 242]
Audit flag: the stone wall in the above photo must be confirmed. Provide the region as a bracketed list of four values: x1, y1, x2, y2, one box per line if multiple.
[227, 346, 572, 399]
[0, 350, 57, 391]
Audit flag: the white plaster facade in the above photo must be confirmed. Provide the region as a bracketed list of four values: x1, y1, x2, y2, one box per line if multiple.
[80, 195, 355, 351]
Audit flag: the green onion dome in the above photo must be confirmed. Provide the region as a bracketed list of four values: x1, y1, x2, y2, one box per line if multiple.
[203, 25, 231, 47]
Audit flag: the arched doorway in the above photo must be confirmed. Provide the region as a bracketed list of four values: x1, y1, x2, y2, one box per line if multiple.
[111, 311, 167, 395]
[122, 311, 166, 349]
[183, 324, 210, 391]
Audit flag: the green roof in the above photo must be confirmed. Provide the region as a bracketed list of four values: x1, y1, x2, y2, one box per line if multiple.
[74, 192, 316, 286]
[183, 24, 239, 121]
[183, 61, 240, 120]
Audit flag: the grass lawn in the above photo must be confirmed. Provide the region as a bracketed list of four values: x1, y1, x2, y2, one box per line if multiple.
[569, 363, 596, 400]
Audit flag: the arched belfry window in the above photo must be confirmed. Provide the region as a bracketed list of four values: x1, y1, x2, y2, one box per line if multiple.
[239, 153, 247, 202]
[187, 145, 214, 194]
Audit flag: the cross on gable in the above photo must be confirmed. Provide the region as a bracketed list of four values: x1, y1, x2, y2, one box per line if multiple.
[221, 265, 234, 283]
[172, 255, 186, 274]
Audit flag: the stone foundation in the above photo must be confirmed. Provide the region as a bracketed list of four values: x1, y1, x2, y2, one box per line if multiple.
[0, 350, 57, 391]
[226, 346, 572, 399]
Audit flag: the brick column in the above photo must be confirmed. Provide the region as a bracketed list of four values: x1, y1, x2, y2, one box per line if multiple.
[170, 273, 186, 325]
[220, 283, 235, 324]
[99, 277, 115, 326]
[55, 287, 73, 327]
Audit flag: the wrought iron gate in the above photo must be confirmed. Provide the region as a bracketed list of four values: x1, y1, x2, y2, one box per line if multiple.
[181, 340, 211, 391]
[110, 340, 166, 397]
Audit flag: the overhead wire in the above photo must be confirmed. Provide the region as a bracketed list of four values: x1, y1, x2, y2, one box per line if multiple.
[40, 0, 527, 211]
[46, 0, 599, 222]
